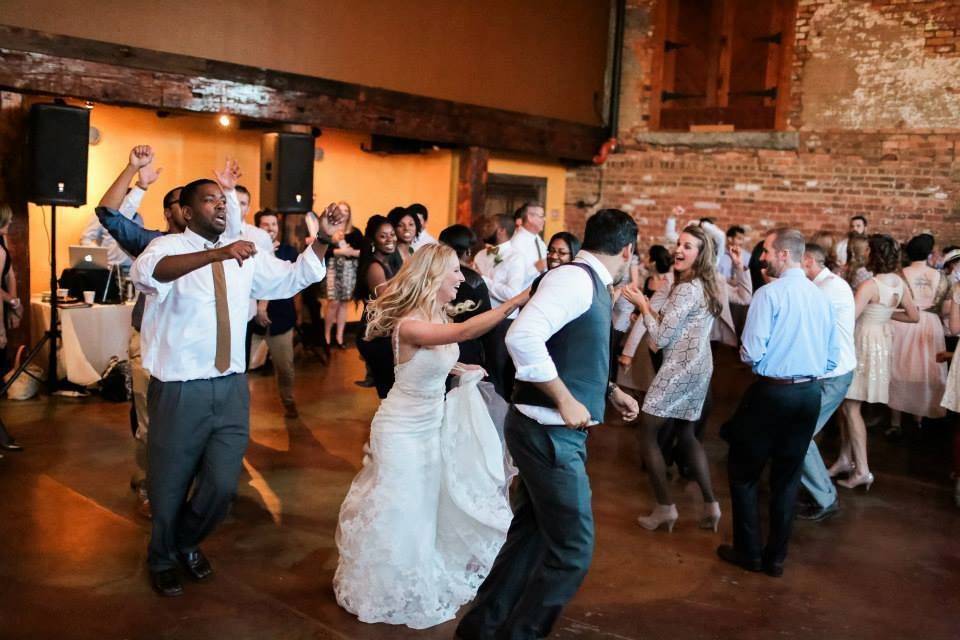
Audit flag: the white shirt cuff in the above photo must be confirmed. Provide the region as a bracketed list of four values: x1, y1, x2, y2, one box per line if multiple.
[514, 359, 559, 383]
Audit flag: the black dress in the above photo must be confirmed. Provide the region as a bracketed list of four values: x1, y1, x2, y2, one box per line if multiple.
[356, 253, 401, 399]
[450, 265, 491, 367]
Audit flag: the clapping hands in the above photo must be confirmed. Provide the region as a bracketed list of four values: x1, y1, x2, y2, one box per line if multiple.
[621, 282, 649, 313]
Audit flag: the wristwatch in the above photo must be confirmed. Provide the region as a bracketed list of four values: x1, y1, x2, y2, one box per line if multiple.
[607, 382, 619, 397]
[315, 230, 334, 245]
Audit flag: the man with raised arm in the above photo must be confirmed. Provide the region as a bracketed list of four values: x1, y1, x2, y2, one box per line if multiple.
[131, 178, 342, 597]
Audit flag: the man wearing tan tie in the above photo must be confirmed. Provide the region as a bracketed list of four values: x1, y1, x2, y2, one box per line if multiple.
[131, 179, 342, 597]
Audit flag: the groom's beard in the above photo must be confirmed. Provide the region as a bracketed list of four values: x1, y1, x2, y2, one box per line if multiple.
[611, 259, 630, 286]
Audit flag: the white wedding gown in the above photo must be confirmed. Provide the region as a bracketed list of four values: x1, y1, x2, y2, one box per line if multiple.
[334, 328, 513, 629]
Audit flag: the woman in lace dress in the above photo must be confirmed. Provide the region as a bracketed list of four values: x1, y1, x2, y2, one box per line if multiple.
[833, 235, 919, 490]
[623, 226, 722, 533]
[335, 244, 528, 629]
[887, 234, 949, 435]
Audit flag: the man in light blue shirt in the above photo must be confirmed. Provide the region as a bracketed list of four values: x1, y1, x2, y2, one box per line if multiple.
[719, 228, 837, 578]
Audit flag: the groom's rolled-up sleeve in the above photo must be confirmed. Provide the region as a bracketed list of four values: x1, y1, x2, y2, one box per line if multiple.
[506, 267, 593, 383]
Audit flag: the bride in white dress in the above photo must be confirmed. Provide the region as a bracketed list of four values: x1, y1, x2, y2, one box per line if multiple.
[334, 244, 528, 629]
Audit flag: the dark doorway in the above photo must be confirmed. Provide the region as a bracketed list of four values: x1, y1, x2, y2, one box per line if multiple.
[484, 173, 547, 218]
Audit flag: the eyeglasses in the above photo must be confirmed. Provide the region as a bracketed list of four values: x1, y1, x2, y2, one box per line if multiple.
[547, 248, 570, 257]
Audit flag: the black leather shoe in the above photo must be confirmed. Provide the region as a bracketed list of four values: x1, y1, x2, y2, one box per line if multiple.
[796, 499, 840, 522]
[716, 544, 762, 573]
[151, 568, 184, 597]
[0, 439, 23, 452]
[764, 562, 785, 578]
[179, 549, 213, 581]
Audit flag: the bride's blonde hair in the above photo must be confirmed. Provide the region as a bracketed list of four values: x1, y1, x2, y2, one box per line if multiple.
[364, 243, 458, 339]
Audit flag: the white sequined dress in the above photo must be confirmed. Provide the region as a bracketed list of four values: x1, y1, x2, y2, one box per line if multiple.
[846, 275, 903, 403]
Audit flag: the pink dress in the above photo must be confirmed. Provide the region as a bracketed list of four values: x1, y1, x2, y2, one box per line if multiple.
[888, 265, 948, 418]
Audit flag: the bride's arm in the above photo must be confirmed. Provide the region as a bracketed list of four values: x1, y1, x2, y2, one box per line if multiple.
[400, 289, 529, 347]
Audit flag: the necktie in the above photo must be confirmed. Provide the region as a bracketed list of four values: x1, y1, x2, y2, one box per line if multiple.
[211, 261, 231, 372]
[534, 235, 543, 260]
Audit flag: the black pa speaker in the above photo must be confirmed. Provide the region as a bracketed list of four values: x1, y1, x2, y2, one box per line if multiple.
[28, 103, 90, 206]
[260, 132, 314, 213]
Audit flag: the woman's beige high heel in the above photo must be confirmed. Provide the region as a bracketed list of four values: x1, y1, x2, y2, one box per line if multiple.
[837, 472, 874, 491]
[637, 504, 679, 532]
[699, 501, 721, 532]
[828, 456, 855, 478]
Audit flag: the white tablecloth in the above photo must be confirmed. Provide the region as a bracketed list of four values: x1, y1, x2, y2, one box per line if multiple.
[31, 296, 133, 386]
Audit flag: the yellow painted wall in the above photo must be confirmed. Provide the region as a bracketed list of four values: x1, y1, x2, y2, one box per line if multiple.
[488, 154, 569, 239]
[3, 0, 609, 125]
[28, 103, 454, 294]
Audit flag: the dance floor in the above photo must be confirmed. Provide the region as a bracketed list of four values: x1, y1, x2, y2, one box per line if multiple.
[0, 346, 958, 640]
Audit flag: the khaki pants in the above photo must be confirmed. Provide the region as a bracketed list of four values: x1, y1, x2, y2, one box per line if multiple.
[250, 329, 295, 407]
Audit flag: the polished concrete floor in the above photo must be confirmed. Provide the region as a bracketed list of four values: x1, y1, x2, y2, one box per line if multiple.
[1, 346, 959, 640]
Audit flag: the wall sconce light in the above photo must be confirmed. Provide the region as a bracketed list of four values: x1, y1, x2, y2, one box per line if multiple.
[217, 114, 233, 128]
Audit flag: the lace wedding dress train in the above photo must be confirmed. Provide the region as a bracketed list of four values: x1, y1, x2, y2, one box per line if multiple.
[334, 337, 512, 629]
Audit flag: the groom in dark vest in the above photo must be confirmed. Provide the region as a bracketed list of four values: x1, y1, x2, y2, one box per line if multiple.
[457, 209, 640, 640]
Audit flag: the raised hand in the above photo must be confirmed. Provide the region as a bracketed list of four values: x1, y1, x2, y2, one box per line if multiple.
[216, 240, 257, 266]
[317, 201, 345, 237]
[729, 246, 743, 269]
[621, 282, 647, 310]
[137, 162, 162, 189]
[213, 157, 242, 191]
[129, 145, 154, 169]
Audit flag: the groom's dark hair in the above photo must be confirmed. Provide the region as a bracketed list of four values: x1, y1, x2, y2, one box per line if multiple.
[582, 208, 637, 256]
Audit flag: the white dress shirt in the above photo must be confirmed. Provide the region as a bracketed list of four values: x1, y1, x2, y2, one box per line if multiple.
[241, 221, 277, 320]
[510, 226, 548, 289]
[474, 247, 496, 278]
[482, 242, 526, 319]
[835, 238, 849, 266]
[80, 186, 146, 268]
[699, 221, 726, 267]
[131, 228, 325, 381]
[411, 229, 438, 251]
[506, 251, 614, 425]
[813, 267, 857, 378]
[718, 249, 752, 280]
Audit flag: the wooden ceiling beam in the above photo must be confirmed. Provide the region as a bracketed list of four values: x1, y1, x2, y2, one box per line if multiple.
[0, 25, 605, 162]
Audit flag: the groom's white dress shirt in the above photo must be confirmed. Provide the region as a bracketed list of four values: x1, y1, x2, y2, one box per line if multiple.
[506, 251, 613, 426]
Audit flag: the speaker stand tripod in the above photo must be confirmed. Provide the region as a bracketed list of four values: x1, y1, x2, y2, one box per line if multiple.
[0, 204, 64, 443]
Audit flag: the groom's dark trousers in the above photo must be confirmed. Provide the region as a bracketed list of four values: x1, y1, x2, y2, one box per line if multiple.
[457, 407, 594, 640]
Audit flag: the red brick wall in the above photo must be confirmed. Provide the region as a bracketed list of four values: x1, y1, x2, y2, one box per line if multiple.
[568, 0, 960, 248]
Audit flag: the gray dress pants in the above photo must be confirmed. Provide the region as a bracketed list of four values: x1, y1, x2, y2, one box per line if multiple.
[146, 374, 249, 571]
[457, 407, 594, 640]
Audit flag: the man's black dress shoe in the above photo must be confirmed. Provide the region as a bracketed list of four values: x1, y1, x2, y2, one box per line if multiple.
[796, 498, 840, 522]
[151, 569, 184, 597]
[0, 439, 23, 452]
[179, 549, 213, 581]
[716, 544, 762, 573]
[763, 562, 785, 578]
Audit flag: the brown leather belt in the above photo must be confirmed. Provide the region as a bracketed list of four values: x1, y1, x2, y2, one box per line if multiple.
[759, 376, 818, 385]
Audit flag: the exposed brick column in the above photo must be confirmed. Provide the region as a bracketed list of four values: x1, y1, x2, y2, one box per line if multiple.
[455, 146, 489, 227]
